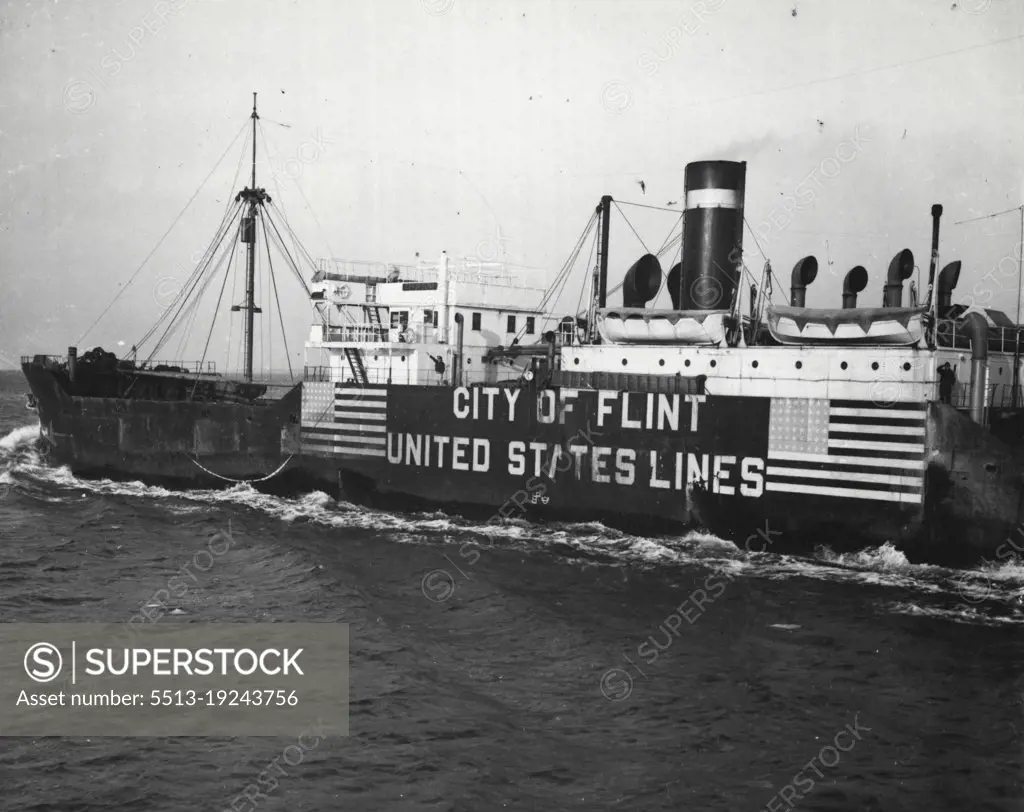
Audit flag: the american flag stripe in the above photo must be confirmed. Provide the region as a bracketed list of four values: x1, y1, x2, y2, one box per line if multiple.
[333, 383, 387, 458]
[765, 451, 925, 471]
[334, 410, 387, 422]
[765, 397, 926, 504]
[828, 423, 924, 436]
[763, 482, 922, 504]
[299, 382, 388, 458]
[830, 399, 922, 411]
[766, 467, 922, 487]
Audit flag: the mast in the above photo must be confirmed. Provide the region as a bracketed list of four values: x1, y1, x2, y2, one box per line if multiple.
[1014, 205, 1023, 407]
[588, 195, 613, 343]
[234, 92, 269, 382]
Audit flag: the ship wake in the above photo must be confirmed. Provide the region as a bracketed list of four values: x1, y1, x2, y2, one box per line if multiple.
[4, 423, 1023, 626]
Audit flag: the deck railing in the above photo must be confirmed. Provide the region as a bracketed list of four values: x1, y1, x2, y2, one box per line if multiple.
[303, 364, 525, 387]
[127, 360, 218, 374]
[935, 320, 1023, 354]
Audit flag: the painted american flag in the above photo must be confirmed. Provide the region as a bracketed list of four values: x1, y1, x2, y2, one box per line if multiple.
[765, 398, 926, 504]
[300, 382, 387, 458]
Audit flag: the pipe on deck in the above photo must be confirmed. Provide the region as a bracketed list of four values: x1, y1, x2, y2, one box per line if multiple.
[453, 313, 464, 387]
[964, 312, 988, 424]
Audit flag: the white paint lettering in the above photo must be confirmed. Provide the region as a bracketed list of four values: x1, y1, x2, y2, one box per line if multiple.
[622, 393, 642, 429]
[452, 437, 470, 471]
[597, 391, 616, 428]
[615, 448, 636, 485]
[503, 389, 521, 422]
[649, 451, 670, 489]
[591, 447, 612, 483]
[453, 388, 470, 419]
[685, 394, 706, 431]
[713, 455, 735, 495]
[740, 457, 765, 497]
[508, 441, 526, 475]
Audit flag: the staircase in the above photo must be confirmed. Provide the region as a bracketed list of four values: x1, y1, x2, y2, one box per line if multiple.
[344, 347, 369, 384]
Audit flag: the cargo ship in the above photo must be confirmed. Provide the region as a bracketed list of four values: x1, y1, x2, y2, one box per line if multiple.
[20, 101, 1024, 563]
[287, 161, 1024, 565]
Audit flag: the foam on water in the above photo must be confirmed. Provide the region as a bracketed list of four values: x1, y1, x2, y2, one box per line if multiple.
[5, 422, 1024, 624]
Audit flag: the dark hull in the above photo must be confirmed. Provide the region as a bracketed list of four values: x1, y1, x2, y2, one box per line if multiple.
[297, 382, 1024, 565]
[22, 360, 302, 488]
[22, 361, 1024, 566]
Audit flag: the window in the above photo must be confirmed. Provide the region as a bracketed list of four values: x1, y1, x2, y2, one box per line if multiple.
[424, 308, 433, 324]
[471, 312, 481, 331]
[390, 311, 408, 329]
[526, 317, 535, 335]
[507, 315, 516, 333]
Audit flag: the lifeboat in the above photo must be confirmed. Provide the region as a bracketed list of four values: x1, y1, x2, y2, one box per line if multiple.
[766, 305, 926, 346]
[596, 308, 729, 345]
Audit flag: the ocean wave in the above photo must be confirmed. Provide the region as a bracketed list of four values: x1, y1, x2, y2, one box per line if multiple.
[4, 422, 1023, 615]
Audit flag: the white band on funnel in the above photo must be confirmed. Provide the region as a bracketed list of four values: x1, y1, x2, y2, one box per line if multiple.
[685, 188, 740, 210]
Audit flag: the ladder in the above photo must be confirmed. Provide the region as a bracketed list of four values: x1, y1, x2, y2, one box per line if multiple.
[344, 347, 369, 384]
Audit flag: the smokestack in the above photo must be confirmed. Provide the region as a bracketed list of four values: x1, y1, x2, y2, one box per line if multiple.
[679, 161, 746, 310]
[789, 256, 818, 308]
[883, 249, 914, 307]
[842, 266, 868, 308]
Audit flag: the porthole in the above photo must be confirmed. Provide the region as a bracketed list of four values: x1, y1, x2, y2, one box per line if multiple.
[752, 360, 759, 369]
[795, 361, 803, 370]
[840, 361, 848, 370]
[710, 360, 717, 368]
[401, 356, 406, 362]
[573, 357, 580, 366]
[684, 359, 691, 367]
[659, 359, 665, 367]
[622, 358, 628, 366]
[903, 363, 911, 371]
[871, 362, 879, 371]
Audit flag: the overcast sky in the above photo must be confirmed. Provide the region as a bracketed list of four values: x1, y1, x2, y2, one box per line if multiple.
[1, 0, 1022, 371]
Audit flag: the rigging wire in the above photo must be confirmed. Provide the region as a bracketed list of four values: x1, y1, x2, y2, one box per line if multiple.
[538, 215, 597, 323]
[743, 215, 787, 302]
[263, 205, 314, 296]
[78, 120, 250, 346]
[612, 201, 651, 254]
[192, 220, 242, 398]
[267, 202, 321, 278]
[258, 121, 336, 264]
[136, 199, 244, 355]
[679, 33, 1024, 111]
[135, 198, 242, 351]
[151, 225, 237, 363]
[144, 202, 243, 360]
[260, 212, 294, 380]
[953, 205, 1023, 225]
[258, 121, 309, 281]
[537, 210, 599, 314]
[574, 231, 599, 322]
[616, 199, 683, 215]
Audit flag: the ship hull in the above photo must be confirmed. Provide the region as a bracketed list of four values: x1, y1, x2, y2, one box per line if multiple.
[22, 360, 302, 489]
[294, 381, 1023, 565]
